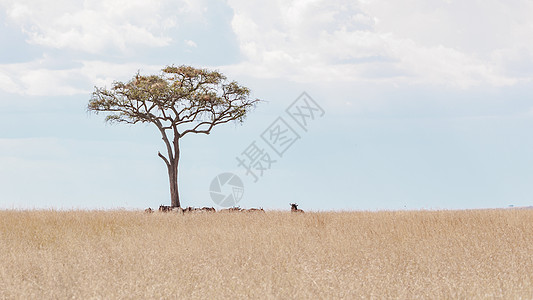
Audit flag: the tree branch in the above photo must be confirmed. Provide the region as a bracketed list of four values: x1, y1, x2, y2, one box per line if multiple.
[153, 119, 174, 163]
[158, 151, 170, 167]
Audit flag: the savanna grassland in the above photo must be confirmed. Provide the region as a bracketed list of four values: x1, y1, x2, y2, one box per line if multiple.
[1, 209, 532, 299]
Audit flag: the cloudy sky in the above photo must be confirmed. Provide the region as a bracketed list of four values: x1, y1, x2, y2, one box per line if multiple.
[1, 0, 532, 210]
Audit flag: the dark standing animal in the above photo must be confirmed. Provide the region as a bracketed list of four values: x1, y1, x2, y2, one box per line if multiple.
[290, 203, 304, 213]
[159, 205, 172, 212]
[145, 207, 154, 213]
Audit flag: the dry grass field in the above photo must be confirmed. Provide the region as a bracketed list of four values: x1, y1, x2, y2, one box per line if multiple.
[1, 209, 532, 299]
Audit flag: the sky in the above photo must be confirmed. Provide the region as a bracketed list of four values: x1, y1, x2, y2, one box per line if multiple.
[1, 0, 533, 211]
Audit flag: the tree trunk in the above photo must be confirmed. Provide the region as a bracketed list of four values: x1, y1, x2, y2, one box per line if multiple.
[157, 126, 181, 208]
[168, 138, 181, 208]
[168, 163, 180, 208]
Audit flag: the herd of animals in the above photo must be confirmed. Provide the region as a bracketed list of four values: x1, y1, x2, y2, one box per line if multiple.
[144, 203, 304, 214]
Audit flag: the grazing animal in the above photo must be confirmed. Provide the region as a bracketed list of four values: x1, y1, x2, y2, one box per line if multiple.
[290, 203, 304, 213]
[172, 207, 184, 214]
[246, 208, 265, 213]
[221, 206, 242, 212]
[144, 207, 153, 213]
[201, 207, 216, 212]
[182, 207, 196, 213]
[159, 205, 172, 212]
[182, 207, 215, 213]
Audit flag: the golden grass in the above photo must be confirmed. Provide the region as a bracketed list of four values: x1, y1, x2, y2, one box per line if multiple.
[1, 209, 532, 299]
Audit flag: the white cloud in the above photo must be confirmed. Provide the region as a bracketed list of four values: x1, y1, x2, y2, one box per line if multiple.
[224, 0, 533, 88]
[79, 60, 161, 90]
[0, 57, 161, 96]
[0, 0, 207, 54]
[2, 0, 532, 96]
[0, 58, 86, 96]
[185, 39, 197, 48]
[0, 71, 20, 94]
[0, 0, 213, 96]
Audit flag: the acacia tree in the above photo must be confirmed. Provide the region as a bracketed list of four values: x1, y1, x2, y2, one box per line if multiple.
[88, 65, 260, 208]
